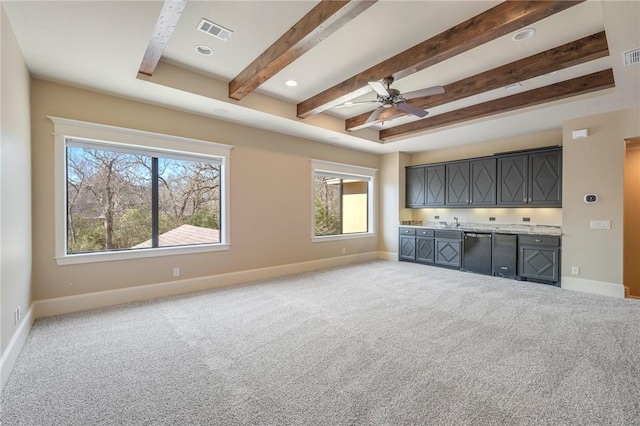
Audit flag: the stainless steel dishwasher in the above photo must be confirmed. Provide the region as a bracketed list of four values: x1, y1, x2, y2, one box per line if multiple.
[462, 233, 492, 275]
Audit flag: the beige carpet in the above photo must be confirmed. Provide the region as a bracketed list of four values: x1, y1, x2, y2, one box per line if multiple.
[2, 260, 640, 425]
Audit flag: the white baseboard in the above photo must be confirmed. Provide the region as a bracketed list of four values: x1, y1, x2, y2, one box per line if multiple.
[377, 251, 398, 261]
[34, 252, 382, 319]
[0, 304, 35, 392]
[561, 276, 625, 298]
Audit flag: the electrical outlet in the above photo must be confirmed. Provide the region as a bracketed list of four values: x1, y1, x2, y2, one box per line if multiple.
[590, 220, 611, 229]
[173, 267, 180, 277]
[522, 217, 531, 222]
[489, 217, 496, 221]
[342, 248, 346, 255]
[571, 266, 580, 275]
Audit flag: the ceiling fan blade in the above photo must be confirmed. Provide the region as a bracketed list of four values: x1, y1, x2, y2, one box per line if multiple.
[402, 85, 445, 100]
[365, 107, 384, 124]
[333, 100, 378, 109]
[368, 81, 390, 97]
[397, 102, 429, 118]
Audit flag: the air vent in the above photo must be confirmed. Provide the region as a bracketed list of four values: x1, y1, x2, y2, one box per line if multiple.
[197, 18, 232, 41]
[624, 48, 640, 66]
[504, 82, 523, 91]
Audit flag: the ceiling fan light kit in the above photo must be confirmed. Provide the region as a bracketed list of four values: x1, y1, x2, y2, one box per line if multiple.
[337, 76, 445, 125]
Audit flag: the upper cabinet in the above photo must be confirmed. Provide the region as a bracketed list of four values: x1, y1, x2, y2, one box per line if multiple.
[425, 164, 446, 206]
[497, 154, 528, 205]
[446, 161, 470, 206]
[406, 147, 562, 209]
[406, 167, 426, 207]
[470, 158, 497, 205]
[406, 164, 445, 207]
[529, 149, 562, 206]
[497, 148, 562, 207]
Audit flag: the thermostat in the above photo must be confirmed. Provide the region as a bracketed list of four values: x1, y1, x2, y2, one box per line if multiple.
[584, 194, 597, 203]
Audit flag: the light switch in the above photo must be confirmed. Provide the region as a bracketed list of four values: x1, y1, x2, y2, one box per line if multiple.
[590, 220, 611, 229]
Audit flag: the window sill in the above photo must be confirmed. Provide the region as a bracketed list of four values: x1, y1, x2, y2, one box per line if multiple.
[312, 233, 375, 243]
[55, 243, 230, 265]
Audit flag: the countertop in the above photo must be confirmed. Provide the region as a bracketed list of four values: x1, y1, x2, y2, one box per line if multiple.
[399, 221, 562, 236]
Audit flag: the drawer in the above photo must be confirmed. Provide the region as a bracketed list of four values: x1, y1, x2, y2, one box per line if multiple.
[519, 235, 561, 247]
[435, 230, 463, 240]
[416, 229, 434, 237]
[399, 228, 416, 236]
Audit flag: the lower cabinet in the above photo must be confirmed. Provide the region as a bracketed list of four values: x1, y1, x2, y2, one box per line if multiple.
[399, 230, 417, 261]
[399, 228, 435, 264]
[400, 228, 562, 286]
[518, 235, 561, 285]
[434, 230, 463, 268]
[416, 229, 435, 264]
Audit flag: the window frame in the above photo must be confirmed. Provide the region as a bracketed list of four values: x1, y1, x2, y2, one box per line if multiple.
[50, 116, 233, 265]
[311, 159, 376, 242]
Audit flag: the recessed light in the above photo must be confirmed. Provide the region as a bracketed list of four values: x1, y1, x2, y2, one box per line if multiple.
[512, 28, 536, 42]
[195, 45, 213, 56]
[285, 80, 298, 87]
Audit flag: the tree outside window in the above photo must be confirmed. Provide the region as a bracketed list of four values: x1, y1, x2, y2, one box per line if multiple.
[66, 143, 221, 254]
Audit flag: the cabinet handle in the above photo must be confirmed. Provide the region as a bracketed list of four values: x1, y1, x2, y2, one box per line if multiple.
[535, 239, 542, 242]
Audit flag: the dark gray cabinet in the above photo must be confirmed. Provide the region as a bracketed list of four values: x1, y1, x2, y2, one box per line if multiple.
[529, 150, 562, 206]
[434, 230, 463, 268]
[497, 154, 528, 205]
[519, 234, 561, 285]
[406, 165, 445, 207]
[399, 228, 435, 264]
[497, 148, 562, 207]
[406, 167, 425, 208]
[406, 146, 562, 209]
[470, 158, 497, 205]
[399, 228, 417, 261]
[426, 165, 446, 206]
[416, 228, 435, 264]
[446, 161, 470, 206]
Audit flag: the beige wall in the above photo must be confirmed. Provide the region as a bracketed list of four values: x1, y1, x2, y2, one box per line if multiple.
[379, 152, 410, 255]
[30, 79, 379, 301]
[1, 6, 32, 354]
[624, 142, 640, 296]
[562, 108, 640, 292]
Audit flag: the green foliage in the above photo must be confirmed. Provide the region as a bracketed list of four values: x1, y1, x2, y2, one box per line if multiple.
[315, 197, 340, 236]
[113, 209, 152, 247]
[186, 208, 219, 229]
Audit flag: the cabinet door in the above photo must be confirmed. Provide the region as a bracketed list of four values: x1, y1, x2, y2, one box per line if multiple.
[470, 158, 496, 205]
[529, 150, 562, 206]
[497, 155, 528, 206]
[435, 239, 462, 268]
[519, 245, 559, 282]
[425, 165, 446, 206]
[406, 167, 426, 207]
[416, 237, 435, 264]
[446, 161, 470, 206]
[399, 235, 416, 261]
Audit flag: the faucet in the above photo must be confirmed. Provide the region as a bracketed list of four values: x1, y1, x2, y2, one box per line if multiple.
[453, 217, 460, 227]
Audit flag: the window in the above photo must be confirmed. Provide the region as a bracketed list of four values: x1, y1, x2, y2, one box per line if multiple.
[50, 117, 232, 264]
[311, 160, 376, 241]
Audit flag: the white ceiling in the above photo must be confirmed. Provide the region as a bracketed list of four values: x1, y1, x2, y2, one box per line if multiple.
[3, 0, 639, 154]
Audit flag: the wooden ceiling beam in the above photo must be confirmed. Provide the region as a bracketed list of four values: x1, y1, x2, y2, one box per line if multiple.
[138, 0, 187, 76]
[379, 69, 615, 142]
[296, 0, 584, 118]
[229, 0, 377, 101]
[346, 31, 609, 131]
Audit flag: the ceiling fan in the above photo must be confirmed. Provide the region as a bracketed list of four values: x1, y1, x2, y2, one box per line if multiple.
[336, 76, 445, 124]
